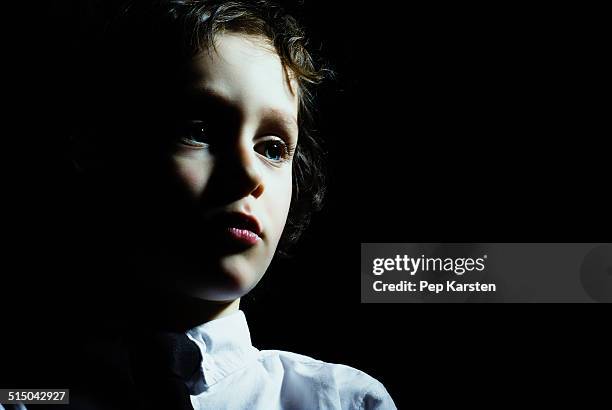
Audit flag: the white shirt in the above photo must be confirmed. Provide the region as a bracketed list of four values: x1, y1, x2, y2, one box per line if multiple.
[184, 310, 396, 410]
[1, 310, 396, 410]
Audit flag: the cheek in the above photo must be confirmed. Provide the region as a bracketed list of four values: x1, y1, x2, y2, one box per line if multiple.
[172, 153, 212, 196]
[265, 171, 293, 240]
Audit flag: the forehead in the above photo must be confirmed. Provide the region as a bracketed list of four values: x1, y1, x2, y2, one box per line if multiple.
[183, 33, 299, 120]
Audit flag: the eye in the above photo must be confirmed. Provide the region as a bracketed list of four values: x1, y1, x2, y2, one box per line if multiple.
[177, 121, 209, 147]
[255, 138, 290, 162]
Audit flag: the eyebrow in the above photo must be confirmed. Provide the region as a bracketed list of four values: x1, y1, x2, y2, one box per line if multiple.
[181, 86, 235, 113]
[260, 107, 299, 137]
[184, 86, 299, 137]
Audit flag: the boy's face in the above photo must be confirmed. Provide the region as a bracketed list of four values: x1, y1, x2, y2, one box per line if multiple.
[153, 33, 298, 302]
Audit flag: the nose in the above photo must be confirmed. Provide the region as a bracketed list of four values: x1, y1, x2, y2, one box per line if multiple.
[231, 143, 265, 198]
[211, 134, 265, 203]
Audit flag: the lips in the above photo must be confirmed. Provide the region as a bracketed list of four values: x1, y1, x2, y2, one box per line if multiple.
[211, 211, 263, 248]
[217, 212, 263, 237]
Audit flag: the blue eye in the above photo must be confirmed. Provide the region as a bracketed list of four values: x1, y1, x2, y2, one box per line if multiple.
[255, 139, 288, 161]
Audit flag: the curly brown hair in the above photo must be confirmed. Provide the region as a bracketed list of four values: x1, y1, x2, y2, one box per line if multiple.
[78, 0, 329, 256]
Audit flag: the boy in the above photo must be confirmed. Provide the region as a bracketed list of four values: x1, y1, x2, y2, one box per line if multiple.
[3, 1, 396, 409]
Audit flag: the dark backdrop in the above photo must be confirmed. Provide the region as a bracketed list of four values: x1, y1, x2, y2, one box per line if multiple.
[2, 1, 610, 409]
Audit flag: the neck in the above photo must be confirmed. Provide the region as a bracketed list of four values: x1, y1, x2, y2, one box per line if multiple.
[120, 291, 241, 333]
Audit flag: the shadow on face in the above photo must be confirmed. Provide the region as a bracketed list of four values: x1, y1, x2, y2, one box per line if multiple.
[70, 33, 299, 318]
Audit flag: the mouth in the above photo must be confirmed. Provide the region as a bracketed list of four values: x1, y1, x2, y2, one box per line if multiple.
[213, 212, 263, 249]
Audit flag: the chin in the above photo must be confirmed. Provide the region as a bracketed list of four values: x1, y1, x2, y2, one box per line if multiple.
[174, 253, 264, 302]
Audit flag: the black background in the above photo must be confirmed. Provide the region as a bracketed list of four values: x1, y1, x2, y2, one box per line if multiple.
[2, 1, 610, 408]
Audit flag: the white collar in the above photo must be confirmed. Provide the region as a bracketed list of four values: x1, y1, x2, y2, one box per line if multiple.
[185, 310, 259, 394]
